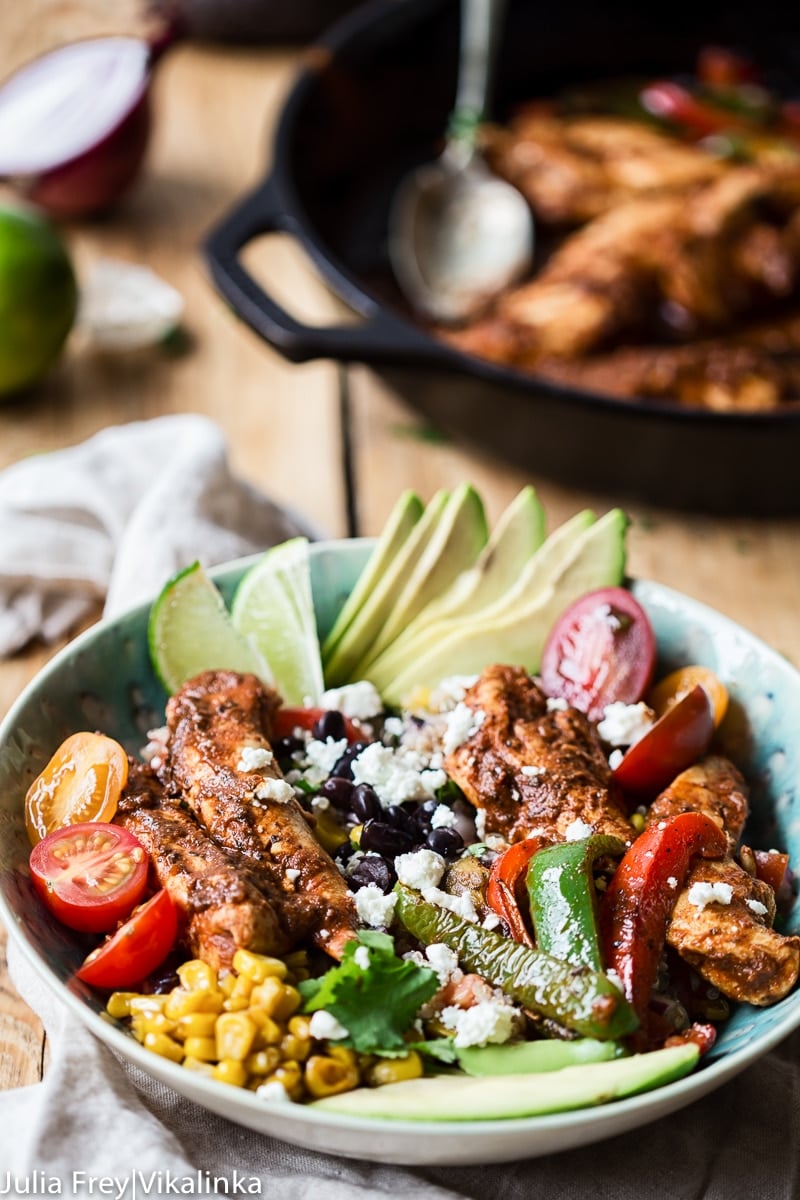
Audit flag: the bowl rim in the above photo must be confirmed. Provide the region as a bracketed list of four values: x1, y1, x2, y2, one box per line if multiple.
[2, 544, 800, 1147]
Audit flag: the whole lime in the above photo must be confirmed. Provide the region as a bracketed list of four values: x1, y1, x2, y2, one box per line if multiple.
[0, 205, 77, 398]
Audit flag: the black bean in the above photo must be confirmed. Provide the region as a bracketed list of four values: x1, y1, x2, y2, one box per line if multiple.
[348, 855, 396, 893]
[360, 819, 415, 858]
[330, 740, 369, 781]
[313, 710, 347, 741]
[414, 798, 439, 833]
[334, 841, 356, 866]
[351, 782, 381, 822]
[426, 827, 464, 858]
[384, 804, 416, 835]
[321, 776, 355, 811]
[273, 734, 304, 761]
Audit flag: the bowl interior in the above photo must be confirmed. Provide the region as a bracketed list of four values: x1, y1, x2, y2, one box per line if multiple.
[1, 540, 800, 1149]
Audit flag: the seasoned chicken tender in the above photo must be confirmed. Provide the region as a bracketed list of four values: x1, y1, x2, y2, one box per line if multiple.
[444, 664, 632, 845]
[666, 857, 800, 1006]
[164, 670, 358, 960]
[118, 761, 290, 971]
[646, 756, 749, 851]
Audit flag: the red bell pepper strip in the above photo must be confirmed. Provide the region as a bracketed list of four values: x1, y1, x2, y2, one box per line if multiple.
[753, 848, 791, 896]
[641, 81, 752, 138]
[599, 811, 727, 1046]
[486, 834, 550, 946]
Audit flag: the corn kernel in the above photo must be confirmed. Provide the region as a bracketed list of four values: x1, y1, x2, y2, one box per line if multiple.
[182, 1036, 218, 1062]
[288, 1014, 311, 1039]
[182, 1055, 215, 1077]
[213, 1059, 248, 1088]
[630, 812, 646, 833]
[223, 995, 251, 1013]
[305, 1054, 359, 1098]
[266, 1062, 304, 1101]
[250, 1013, 283, 1047]
[143, 1032, 184, 1063]
[364, 1051, 423, 1087]
[216, 1012, 257, 1061]
[326, 1046, 358, 1069]
[232, 949, 288, 982]
[349, 824, 363, 848]
[248, 979, 301, 1021]
[280, 1033, 311, 1062]
[106, 992, 139, 1019]
[230, 973, 254, 1000]
[177, 960, 217, 992]
[245, 1048, 282, 1075]
[174, 1012, 218, 1041]
[128, 995, 168, 1016]
[131, 1012, 174, 1039]
[164, 988, 224, 1019]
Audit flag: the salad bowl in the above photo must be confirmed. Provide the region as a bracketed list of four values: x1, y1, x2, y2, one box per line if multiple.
[1, 539, 799, 1164]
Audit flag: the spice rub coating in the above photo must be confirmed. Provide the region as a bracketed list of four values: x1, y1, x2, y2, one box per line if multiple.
[444, 664, 632, 845]
[163, 670, 358, 960]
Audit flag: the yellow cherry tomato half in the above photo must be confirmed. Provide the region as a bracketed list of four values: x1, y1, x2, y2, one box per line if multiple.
[648, 666, 729, 729]
[25, 731, 128, 846]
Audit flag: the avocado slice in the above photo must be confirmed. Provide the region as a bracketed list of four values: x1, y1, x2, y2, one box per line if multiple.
[377, 509, 629, 704]
[321, 490, 423, 664]
[323, 490, 450, 685]
[354, 484, 489, 674]
[312, 1043, 699, 1121]
[364, 486, 545, 687]
[456, 1037, 623, 1077]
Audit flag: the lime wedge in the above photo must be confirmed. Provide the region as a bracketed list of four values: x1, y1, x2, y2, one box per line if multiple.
[232, 538, 324, 706]
[148, 562, 266, 693]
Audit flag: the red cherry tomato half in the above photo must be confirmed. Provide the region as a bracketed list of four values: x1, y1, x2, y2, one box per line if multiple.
[613, 684, 715, 799]
[29, 822, 149, 933]
[540, 587, 657, 721]
[76, 889, 178, 990]
[272, 707, 365, 744]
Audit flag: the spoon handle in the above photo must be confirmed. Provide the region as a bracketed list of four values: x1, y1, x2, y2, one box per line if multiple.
[452, 0, 507, 132]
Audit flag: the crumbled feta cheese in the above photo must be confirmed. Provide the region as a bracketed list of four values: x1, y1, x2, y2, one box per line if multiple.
[430, 804, 457, 829]
[321, 681, 383, 721]
[474, 808, 487, 841]
[667, 876, 678, 888]
[521, 764, 545, 778]
[285, 868, 301, 882]
[351, 742, 446, 804]
[395, 848, 447, 890]
[443, 702, 485, 755]
[311, 794, 330, 813]
[440, 999, 517, 1048]
[421, 886, 479, 924]
[309, 1010, 349, 1041]
[608, 749, 625, 770]
[354, 883, 397, 928]
[687, 880, 734, 910]
[237, 746, 274, 772]
[256, 1081, 294, 1104]
[382, 716, 405, 741]
[605, 968, 624, 992]
[254, 777, 294, 804]
[565, 818, 594, 841]
[300, 737, 348, 786]
[484, 833, 509, 852]
[546, 697, 568, 712]
[482, 912, 501, 931]
[424, 942, 461, 985]
[429, 675, 479, 711]
[746, 898, 769, 917]
[597, 702, 654, 747]
[353, 945, 371, 970]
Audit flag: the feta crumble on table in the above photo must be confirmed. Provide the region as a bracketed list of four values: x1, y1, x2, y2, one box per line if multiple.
[395, 848, 446, 890]
[687, 880, 734, 909]
[746, 898, 769, 917]
[237, 745, 274, 772]
[430, 804, 458, 829]
[321, 680, 383, 721]
[546, 697, 568, 712]
[309, 1010, 349, 1041]
[440, 999, 517, 1048]
[597, 701, 654, 747]
[353, 945, 371, 970]
[442, 702, 485, 756]
[254, 777, 294, 804]
[354, 882, 397, 928]
[350, 742, 446, 804]
[565, 818, 594, 841]
[421, 886, 479, 924]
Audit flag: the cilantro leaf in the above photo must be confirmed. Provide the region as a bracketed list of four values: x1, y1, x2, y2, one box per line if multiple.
[298, 931, 439, 1055]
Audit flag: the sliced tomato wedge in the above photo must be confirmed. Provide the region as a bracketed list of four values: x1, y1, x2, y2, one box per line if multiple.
[613, 684, 715, 799]
[272, 707, 364, 744]
[648, 665, 729, 729]
[76, 889, 178, 990]
[29, 822, 148, 933]
[540, 587, 656, 720]
[25, 731, 128, 846]
[753, 849, 791, 897]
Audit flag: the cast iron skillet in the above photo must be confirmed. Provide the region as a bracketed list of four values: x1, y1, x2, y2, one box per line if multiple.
[205, 0, 800, 514]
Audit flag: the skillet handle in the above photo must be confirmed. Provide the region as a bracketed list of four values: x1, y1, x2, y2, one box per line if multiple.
[203, 176, 445, 366]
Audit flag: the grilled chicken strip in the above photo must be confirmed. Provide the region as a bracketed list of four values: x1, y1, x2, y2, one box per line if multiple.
[444, 664, 632, 845]
[117, 760, 290, 972]
[646, 757, 800, 1005]
[164, 670, 358, 960]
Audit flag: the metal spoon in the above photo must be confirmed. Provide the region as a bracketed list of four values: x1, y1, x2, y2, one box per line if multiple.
[389, 0, 534, 325]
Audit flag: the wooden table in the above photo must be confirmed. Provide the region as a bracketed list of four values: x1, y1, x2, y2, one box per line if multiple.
[2, 3, 799, 1096]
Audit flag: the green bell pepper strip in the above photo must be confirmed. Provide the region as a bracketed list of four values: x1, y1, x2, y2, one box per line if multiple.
[526, 834, 627, 972]
[394, 884, 638, 1041]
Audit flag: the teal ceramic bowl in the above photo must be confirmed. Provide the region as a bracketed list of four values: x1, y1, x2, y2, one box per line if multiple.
[1, 540, 799, 1164]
